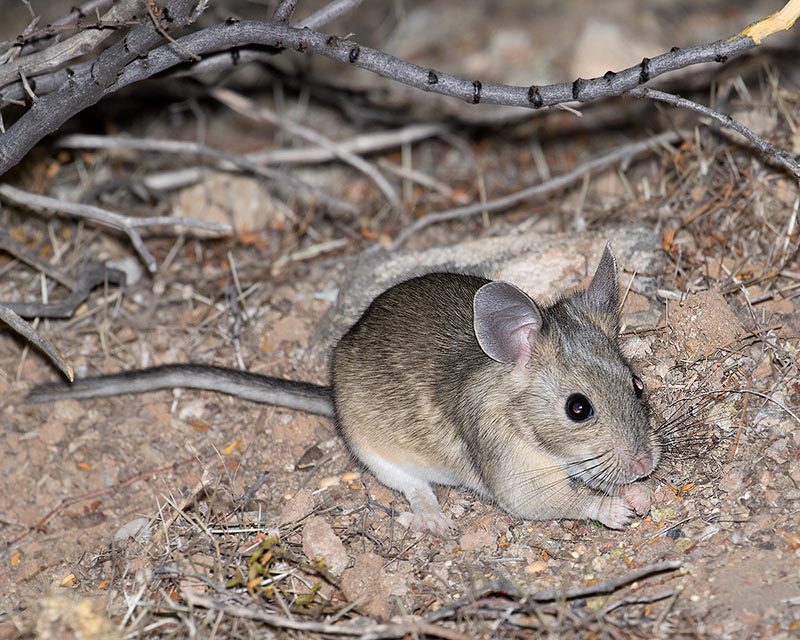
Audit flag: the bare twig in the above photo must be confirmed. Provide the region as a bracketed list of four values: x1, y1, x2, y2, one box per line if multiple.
[1, 263, 125, 319]
[272, 0, 298, 23]
[629, 87, 800, 176]
[183, 592, 469, 640]
[0, 0, 116, 52]
[0, 16, 39, 65]
[225, 253, 247, 371]
[4, 2, 797, 176]
[424, 560, 682, 625]
[0, 227, 77, 289]
[0, 0, 203, 175]
[390, 129, 684, 249]
[699, 388, 800, 425]
[377, 158, 458, 199]
[133, 123, 444, 193]
[297, 0, 367, 29]
[116, 22, 756, 110]
[739, 0, 800, 44]
[56, 134, 359, 216]
[248, 123, 446, 165]
[600, 589, 678, 615]
[528, 559, 682, 602]
[0, 184, 231, 274]
[47, 0, 116, 28]
[210, 86, 402, 211]
[239, 471, 270, 511]
[0, 305, 73, 381]
[146, 0, 201, 62]
[0, 0, 143, 89]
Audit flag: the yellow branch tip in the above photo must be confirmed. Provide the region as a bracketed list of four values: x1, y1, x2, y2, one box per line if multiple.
[738, 0, 800, 45]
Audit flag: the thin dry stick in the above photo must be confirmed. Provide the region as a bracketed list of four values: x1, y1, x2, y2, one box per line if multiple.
[390, 129, 683, 249]
[210, 86, 402, 210]
[528, 559, 683, 602]
[728, 388, 800, 424]
[0, 184, 231, 273]
[0, 0, 142, 88]
[740, 0, 800, 44]
[272, 0, 298, 23]
[729, 386, 751, 461]
[679, 387, 800, 425]
[425, 560, 682, 626]
[378, 158, 457, 199]
[0, 0, 116, 56]
[629, 87, 800, 176]
[1, 263, 125, 319]
[145, 0, 200, 62]
[183, 592, 469, 640]
[135, 123, 445, 192]
[248, 122, 446, 165]
[56, 134, 358, 216]
[0, 227, 77, 289]
[297, 0, 367, 29]
[600, 589, 677, 615]
[0, 304, 72, 381]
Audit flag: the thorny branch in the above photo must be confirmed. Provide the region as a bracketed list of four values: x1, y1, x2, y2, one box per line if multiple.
[0, 0, 142, 89]
[0, 1, 799, 177]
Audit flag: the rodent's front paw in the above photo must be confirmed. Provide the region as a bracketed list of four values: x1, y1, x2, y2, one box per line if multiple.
[397, 511, 454, 537]
[619, 483, 652, 516]
[592, 496, 636, 530]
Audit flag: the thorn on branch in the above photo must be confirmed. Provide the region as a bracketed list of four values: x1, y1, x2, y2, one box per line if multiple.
[527, 85, 543, 108]
[572, 78, 585, 101]
[472, 80, 481, 104]
[639, 58, 651, 83]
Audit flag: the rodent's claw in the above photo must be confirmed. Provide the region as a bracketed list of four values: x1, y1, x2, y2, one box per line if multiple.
[593, 496, 637, 530]
[397, 511, 454, 537]
[619, 483, 652, 516]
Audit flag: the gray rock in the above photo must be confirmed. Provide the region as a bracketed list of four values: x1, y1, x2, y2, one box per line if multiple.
[312, 225, 663, 359]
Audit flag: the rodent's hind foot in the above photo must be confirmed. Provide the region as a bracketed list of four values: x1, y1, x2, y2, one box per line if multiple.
[357, 451, 455, 536]
[397, 510, 454, 537]
[399, 483, 454, 536]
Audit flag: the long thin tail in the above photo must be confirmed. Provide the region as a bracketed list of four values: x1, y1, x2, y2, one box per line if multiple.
[27, 364, 334, 417]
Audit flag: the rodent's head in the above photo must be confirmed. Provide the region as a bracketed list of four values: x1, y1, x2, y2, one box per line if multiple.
[473, 244, 661, 491]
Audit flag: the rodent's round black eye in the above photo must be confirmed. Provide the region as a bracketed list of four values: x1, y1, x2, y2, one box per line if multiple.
[565, 394, 594, 422]
[632, 375, 644, 398]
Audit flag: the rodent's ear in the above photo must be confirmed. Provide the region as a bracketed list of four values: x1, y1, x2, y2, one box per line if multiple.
[473, 282, 543, 367]
[583, 242, 620, 319]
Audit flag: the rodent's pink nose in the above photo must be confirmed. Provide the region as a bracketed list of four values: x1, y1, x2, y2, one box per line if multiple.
[630, 453, 654, 477]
